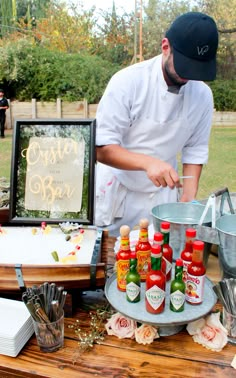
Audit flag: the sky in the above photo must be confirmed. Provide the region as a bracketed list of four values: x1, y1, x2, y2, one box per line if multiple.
[76, 0, 140, 15]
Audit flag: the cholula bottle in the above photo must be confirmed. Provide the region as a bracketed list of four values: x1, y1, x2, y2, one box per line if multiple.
[180, 228, 196, 283]
[186, 240, 206, 305]
[136, 218, 151, 281]
[170, 259, 185, 312]
[126, 251, 141, 303]
[153, 232, 166, 276]
[145, 244, 166, 314]
[116, 225, 131, 292]
[160, 221, 173, 281]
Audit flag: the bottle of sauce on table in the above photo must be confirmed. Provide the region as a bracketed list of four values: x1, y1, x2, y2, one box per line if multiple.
[170, 258, 186, 312]
[126, 251, 141, 303]
[153, 232, 166, 277]
[186, 240, 206, 305]
[116, 225, 131, 292]
[180, 228, 196, 283]
[145, 244, 166, 314]
[160, 221, 173, 281]
[136, 218, 151, 281]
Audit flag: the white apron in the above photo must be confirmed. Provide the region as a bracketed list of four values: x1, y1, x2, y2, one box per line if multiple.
[95, 85, 193, 236]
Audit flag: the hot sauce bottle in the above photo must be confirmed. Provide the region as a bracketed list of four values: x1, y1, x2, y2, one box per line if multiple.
[145, 244, 166, 314]
[170, 259, 186, 312]
[136, 218, 151, 281]
[126, 251, 141, 303]
[153, 232, 166, 277]
[180, 228, 196, 283]
[186, 240, 206, 305]
[160, 221, 173, 281]
[116, 225, 131, 292]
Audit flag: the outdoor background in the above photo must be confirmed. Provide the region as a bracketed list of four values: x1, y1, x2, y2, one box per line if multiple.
[0, 0, 236, 202]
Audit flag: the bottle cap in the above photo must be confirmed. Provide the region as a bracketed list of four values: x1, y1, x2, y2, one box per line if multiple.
[120, 225, 130, 237]
[186, 228, 197, 237]
[139, 218, 149, 229]
[193, 240, 204, 250]
[176, 258, 183, 266]
[153, 232, 163, 242]
[151, 244, 162, 254]
[160, 221, 170, 230]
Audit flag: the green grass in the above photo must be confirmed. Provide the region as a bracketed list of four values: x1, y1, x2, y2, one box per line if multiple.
[0, 130, 12, 180]
[197, 127, 236, 200]
[1, 127, 236, 200]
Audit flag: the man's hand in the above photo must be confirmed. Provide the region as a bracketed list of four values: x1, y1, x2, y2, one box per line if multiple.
[145, 157, 182, 189]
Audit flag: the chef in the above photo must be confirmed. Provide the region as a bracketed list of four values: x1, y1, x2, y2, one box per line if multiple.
[95, 12, 219, 237]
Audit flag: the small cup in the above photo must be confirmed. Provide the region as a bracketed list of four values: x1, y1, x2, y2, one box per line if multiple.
[32, 312, 64, 352]
[222, 307, 236, 345]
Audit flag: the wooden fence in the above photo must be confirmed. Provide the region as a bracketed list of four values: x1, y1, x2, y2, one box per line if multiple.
[5, 99, 97, 130]
[4, 98, 236, 129]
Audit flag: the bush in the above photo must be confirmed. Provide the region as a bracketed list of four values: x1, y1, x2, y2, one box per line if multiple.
[209, 80, 236, 111]
[0, 39, 120, 103]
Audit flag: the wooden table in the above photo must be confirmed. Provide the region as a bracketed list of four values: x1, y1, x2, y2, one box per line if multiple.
[0, 236, 235, 378]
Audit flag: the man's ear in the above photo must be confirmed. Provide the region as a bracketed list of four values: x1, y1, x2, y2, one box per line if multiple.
[161, 38, 171, 56]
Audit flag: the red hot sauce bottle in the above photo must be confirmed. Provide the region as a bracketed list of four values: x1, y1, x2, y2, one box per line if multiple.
[153, 232, 166, 277]
[136, 218, 151, 282]
[180, 228, 196, 283]
[116, 225, 131, 292]
[145, 244, 166, 314]
[186, 240, 206, 305]
[160, 221, 173, 281]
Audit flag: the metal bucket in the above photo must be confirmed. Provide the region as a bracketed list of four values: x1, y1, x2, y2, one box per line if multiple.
[216, 214, 236, 279]
[151, 202, 213, 264]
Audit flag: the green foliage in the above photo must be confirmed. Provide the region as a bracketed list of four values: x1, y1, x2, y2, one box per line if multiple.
[0, 39, 120, 102]
[209, 80, 236, 111]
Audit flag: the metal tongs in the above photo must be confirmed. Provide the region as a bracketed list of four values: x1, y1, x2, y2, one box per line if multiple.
[197, 187, 234, 245]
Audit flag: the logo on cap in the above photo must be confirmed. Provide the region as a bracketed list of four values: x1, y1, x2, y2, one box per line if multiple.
[197, 45, 209, 56]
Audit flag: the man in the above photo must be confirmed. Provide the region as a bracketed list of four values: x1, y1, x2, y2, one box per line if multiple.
[0, 89, 9, 138]
[95, 12, 219, 236]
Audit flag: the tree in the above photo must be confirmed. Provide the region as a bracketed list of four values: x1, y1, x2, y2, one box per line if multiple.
[142, 0, 194, 59]
[0, 0, 13, 37]
[92, 5, 134, 66]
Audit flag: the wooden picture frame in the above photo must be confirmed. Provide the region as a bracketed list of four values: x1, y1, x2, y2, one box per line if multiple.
[9, 119, 96, 225]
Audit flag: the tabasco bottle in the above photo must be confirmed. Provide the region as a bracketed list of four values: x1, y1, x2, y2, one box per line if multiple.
[126, 251, 141, 303]
[153, 232, 166, 276]
[136, 218, 151, 281]
[186, 240, 206, 305]
[160, 221, 173, 281]
[116, 225, 131, 292]
[145, 244, 166, 314]
[180, 228, 196, 283]
[170, 259, 186, 312]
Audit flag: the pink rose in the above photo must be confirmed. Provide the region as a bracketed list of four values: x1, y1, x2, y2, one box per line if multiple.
[135, 324, 159, 345]
[187, 312, 228, 352]
[105, 312, 137, 339]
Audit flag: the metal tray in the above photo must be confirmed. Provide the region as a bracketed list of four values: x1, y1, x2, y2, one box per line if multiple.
[105, 273, 217, 336]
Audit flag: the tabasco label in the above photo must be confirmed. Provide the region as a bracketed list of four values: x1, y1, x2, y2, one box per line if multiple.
[126, 282, 140, 302]
[136, 250, 151, 281]
[145, 285, 165, 310]
[170, 290, 185, 310]
[117, 259, 130, 291]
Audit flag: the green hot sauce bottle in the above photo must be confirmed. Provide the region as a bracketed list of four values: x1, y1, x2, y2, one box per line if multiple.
[126, 251, 141, 303]
[170, 258, 186, 312]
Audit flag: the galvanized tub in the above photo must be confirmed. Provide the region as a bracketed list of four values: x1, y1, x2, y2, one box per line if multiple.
[216, 214, 236, 279]
[151, 202, 213, 264]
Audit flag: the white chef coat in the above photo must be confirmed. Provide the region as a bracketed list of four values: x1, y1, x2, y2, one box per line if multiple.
[95, 54, 214, 236]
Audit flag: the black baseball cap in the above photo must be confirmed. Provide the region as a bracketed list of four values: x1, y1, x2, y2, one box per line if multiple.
[165, 12, 218, 81]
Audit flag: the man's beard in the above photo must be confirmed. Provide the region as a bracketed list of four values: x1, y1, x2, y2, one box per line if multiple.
[164, 61, 187, 88]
